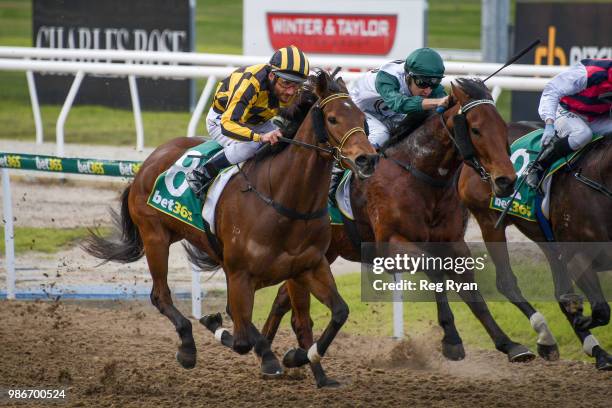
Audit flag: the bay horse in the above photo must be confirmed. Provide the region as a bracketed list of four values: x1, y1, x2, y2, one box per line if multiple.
[459, 121, 612, 370]
[83, 70, 378, 387]
[262, 78, 536, 363]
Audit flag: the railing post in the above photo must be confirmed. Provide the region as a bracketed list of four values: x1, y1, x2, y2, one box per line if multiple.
[187, 75, 217, 137]
[26, 69, 44, 144]
[128, 75, 145, 151]
[2, 169, 15, 299]
[392, 273, 404, 339]
[56, 70, 85, 157]
[191, 263, 202, 319]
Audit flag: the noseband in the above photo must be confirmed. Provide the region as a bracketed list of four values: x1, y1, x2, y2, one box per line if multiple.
[439, 98, 497, 181]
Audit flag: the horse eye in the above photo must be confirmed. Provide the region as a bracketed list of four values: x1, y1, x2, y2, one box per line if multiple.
[471, 128, 480, 136]
[327, 116, 337, 124]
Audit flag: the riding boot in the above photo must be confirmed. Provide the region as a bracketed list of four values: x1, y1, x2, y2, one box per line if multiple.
[187, 151, 231, 200]
[525, 137, 575, 191]
[328, 165, 344, 206]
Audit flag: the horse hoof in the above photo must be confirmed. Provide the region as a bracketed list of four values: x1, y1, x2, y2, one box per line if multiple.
[261, 358, 284, 378]
[175, 350, 197, 369]
[317, 377, 341, 389]
[537, 343, 560, 361]
[442, 342, 465, 361]
[199, 312, 223, 332]
[595, 355, 612, 371]
[507, 344, 536, 363]
[282, 348, 309, 368]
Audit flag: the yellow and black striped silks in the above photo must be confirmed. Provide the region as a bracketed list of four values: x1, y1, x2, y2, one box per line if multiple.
[269, 45, 310, 80]
[212, 64, 280, 142]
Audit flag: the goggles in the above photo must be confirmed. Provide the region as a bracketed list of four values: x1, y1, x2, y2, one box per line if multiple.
[409, 73, 443, 89]
[275, 75, 302, 90]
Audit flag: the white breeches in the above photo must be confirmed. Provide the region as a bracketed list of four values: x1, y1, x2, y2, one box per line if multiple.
[364, 112, 405, 148]
[555, 106, 612, 150]
[206, 108, 277, 164]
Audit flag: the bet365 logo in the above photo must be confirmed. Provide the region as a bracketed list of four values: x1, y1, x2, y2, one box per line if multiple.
[534, 26, 567, 66]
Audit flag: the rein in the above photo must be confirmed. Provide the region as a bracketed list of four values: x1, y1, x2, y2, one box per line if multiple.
[241, 91, 365, 220]
[384, 98, 496, 188]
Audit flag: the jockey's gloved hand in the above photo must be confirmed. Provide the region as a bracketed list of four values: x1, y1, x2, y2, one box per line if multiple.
[541, 123, 555, 147]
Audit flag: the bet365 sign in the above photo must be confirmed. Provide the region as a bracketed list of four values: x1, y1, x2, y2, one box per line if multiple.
[33, 0, 194, 110]
[511, 1, 611, 122]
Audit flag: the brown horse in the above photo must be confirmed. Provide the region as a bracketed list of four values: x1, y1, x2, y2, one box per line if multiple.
[83, 70, 378, 387]
[459, 121, 612, 370]
[262, 78, 536, 362]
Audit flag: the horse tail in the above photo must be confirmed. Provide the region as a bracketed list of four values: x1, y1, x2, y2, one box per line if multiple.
[82, 184, 144, 264]
[182, 242, 221, 272]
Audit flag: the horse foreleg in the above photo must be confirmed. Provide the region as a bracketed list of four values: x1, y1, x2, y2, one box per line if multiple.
[445, 241, 536, 362]
[278, 279, 334, 388]
[261, 282, 292, 344]
[281, 261, 347, 388]
[477, 214, 559, 360]
[144, 227, 196, 369]
[200, 273, 283, 377]
[421, 269, 466, 361]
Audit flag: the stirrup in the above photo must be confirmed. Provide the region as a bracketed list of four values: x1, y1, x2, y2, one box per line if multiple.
[525, 165, 544, 191]
[187, 166, 215, 199]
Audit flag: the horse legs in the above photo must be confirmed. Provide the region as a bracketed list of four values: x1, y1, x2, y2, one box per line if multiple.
[143, 225, 197, 369]
[280, 261, 348, 388]
[563, 252, 610, 331]
[279, 279, 337, 388]
[421, 269, 466, 361]
[552, 253, 612, 370]
[477, 218, 559, 360]
[199, 273, 283, 377]
[446, 241, 536, 362]
[261, 282, 292, 344]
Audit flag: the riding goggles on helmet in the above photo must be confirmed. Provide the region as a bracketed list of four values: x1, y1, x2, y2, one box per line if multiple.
[409, 73, 443, 89]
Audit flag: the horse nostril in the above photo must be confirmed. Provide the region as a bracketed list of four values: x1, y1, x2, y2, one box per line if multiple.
[355, 154, 369, 168]
[494, 176, 515, 196]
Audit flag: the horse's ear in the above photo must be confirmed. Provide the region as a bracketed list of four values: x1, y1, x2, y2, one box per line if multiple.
[314, 69, 329, 98]
[336, 76, 348, 92]
[451, 81, 467, 103]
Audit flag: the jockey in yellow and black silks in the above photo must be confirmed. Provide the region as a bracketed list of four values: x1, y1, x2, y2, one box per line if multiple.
[187, 45, 310, 197]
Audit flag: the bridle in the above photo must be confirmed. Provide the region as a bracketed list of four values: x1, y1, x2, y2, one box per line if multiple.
[438, 98, 497, 181]
[309, 92, 368, 165]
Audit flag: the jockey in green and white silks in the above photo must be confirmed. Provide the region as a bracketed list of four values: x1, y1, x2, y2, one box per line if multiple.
[349, 47, 450, 149]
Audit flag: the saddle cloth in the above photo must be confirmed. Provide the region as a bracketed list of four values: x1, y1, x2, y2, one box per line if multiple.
[331, 170, 355, 223]
[489, 129, 603, 221]
[147, 140, 237, 234]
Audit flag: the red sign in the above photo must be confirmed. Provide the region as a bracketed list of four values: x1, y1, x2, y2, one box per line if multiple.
[267, 13, 397, 55]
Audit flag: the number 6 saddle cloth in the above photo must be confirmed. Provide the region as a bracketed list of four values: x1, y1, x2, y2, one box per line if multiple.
[147, 140, 238, 234]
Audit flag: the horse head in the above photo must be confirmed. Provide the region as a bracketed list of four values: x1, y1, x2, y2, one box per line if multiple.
[446, 78, 516, 197]
[308, 69, 378, 179]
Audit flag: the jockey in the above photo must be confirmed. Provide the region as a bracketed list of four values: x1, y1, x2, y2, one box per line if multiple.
[525, 58, 612, 190]
[188, 45, 310, 197]
[349, 47, 450, 149]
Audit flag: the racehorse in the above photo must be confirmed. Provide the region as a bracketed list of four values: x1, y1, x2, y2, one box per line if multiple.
[83, 69, 379, 387]
[459, 121, 612, 370]
[262, 78, 537, 363]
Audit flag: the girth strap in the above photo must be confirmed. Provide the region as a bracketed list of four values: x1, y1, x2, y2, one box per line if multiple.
[383, 152, 452, 189]
[239, 168, 328, 221]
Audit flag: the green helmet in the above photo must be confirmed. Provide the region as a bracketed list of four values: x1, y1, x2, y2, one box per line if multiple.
[404, 48, 445, 78]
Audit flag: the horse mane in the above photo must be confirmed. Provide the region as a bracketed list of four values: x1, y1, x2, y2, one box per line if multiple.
[383, 77, 492, 149]
[255, 69, 346, 161]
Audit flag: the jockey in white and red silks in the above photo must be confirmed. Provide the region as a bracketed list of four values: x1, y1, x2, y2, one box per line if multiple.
[526, 58, 612, 190]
